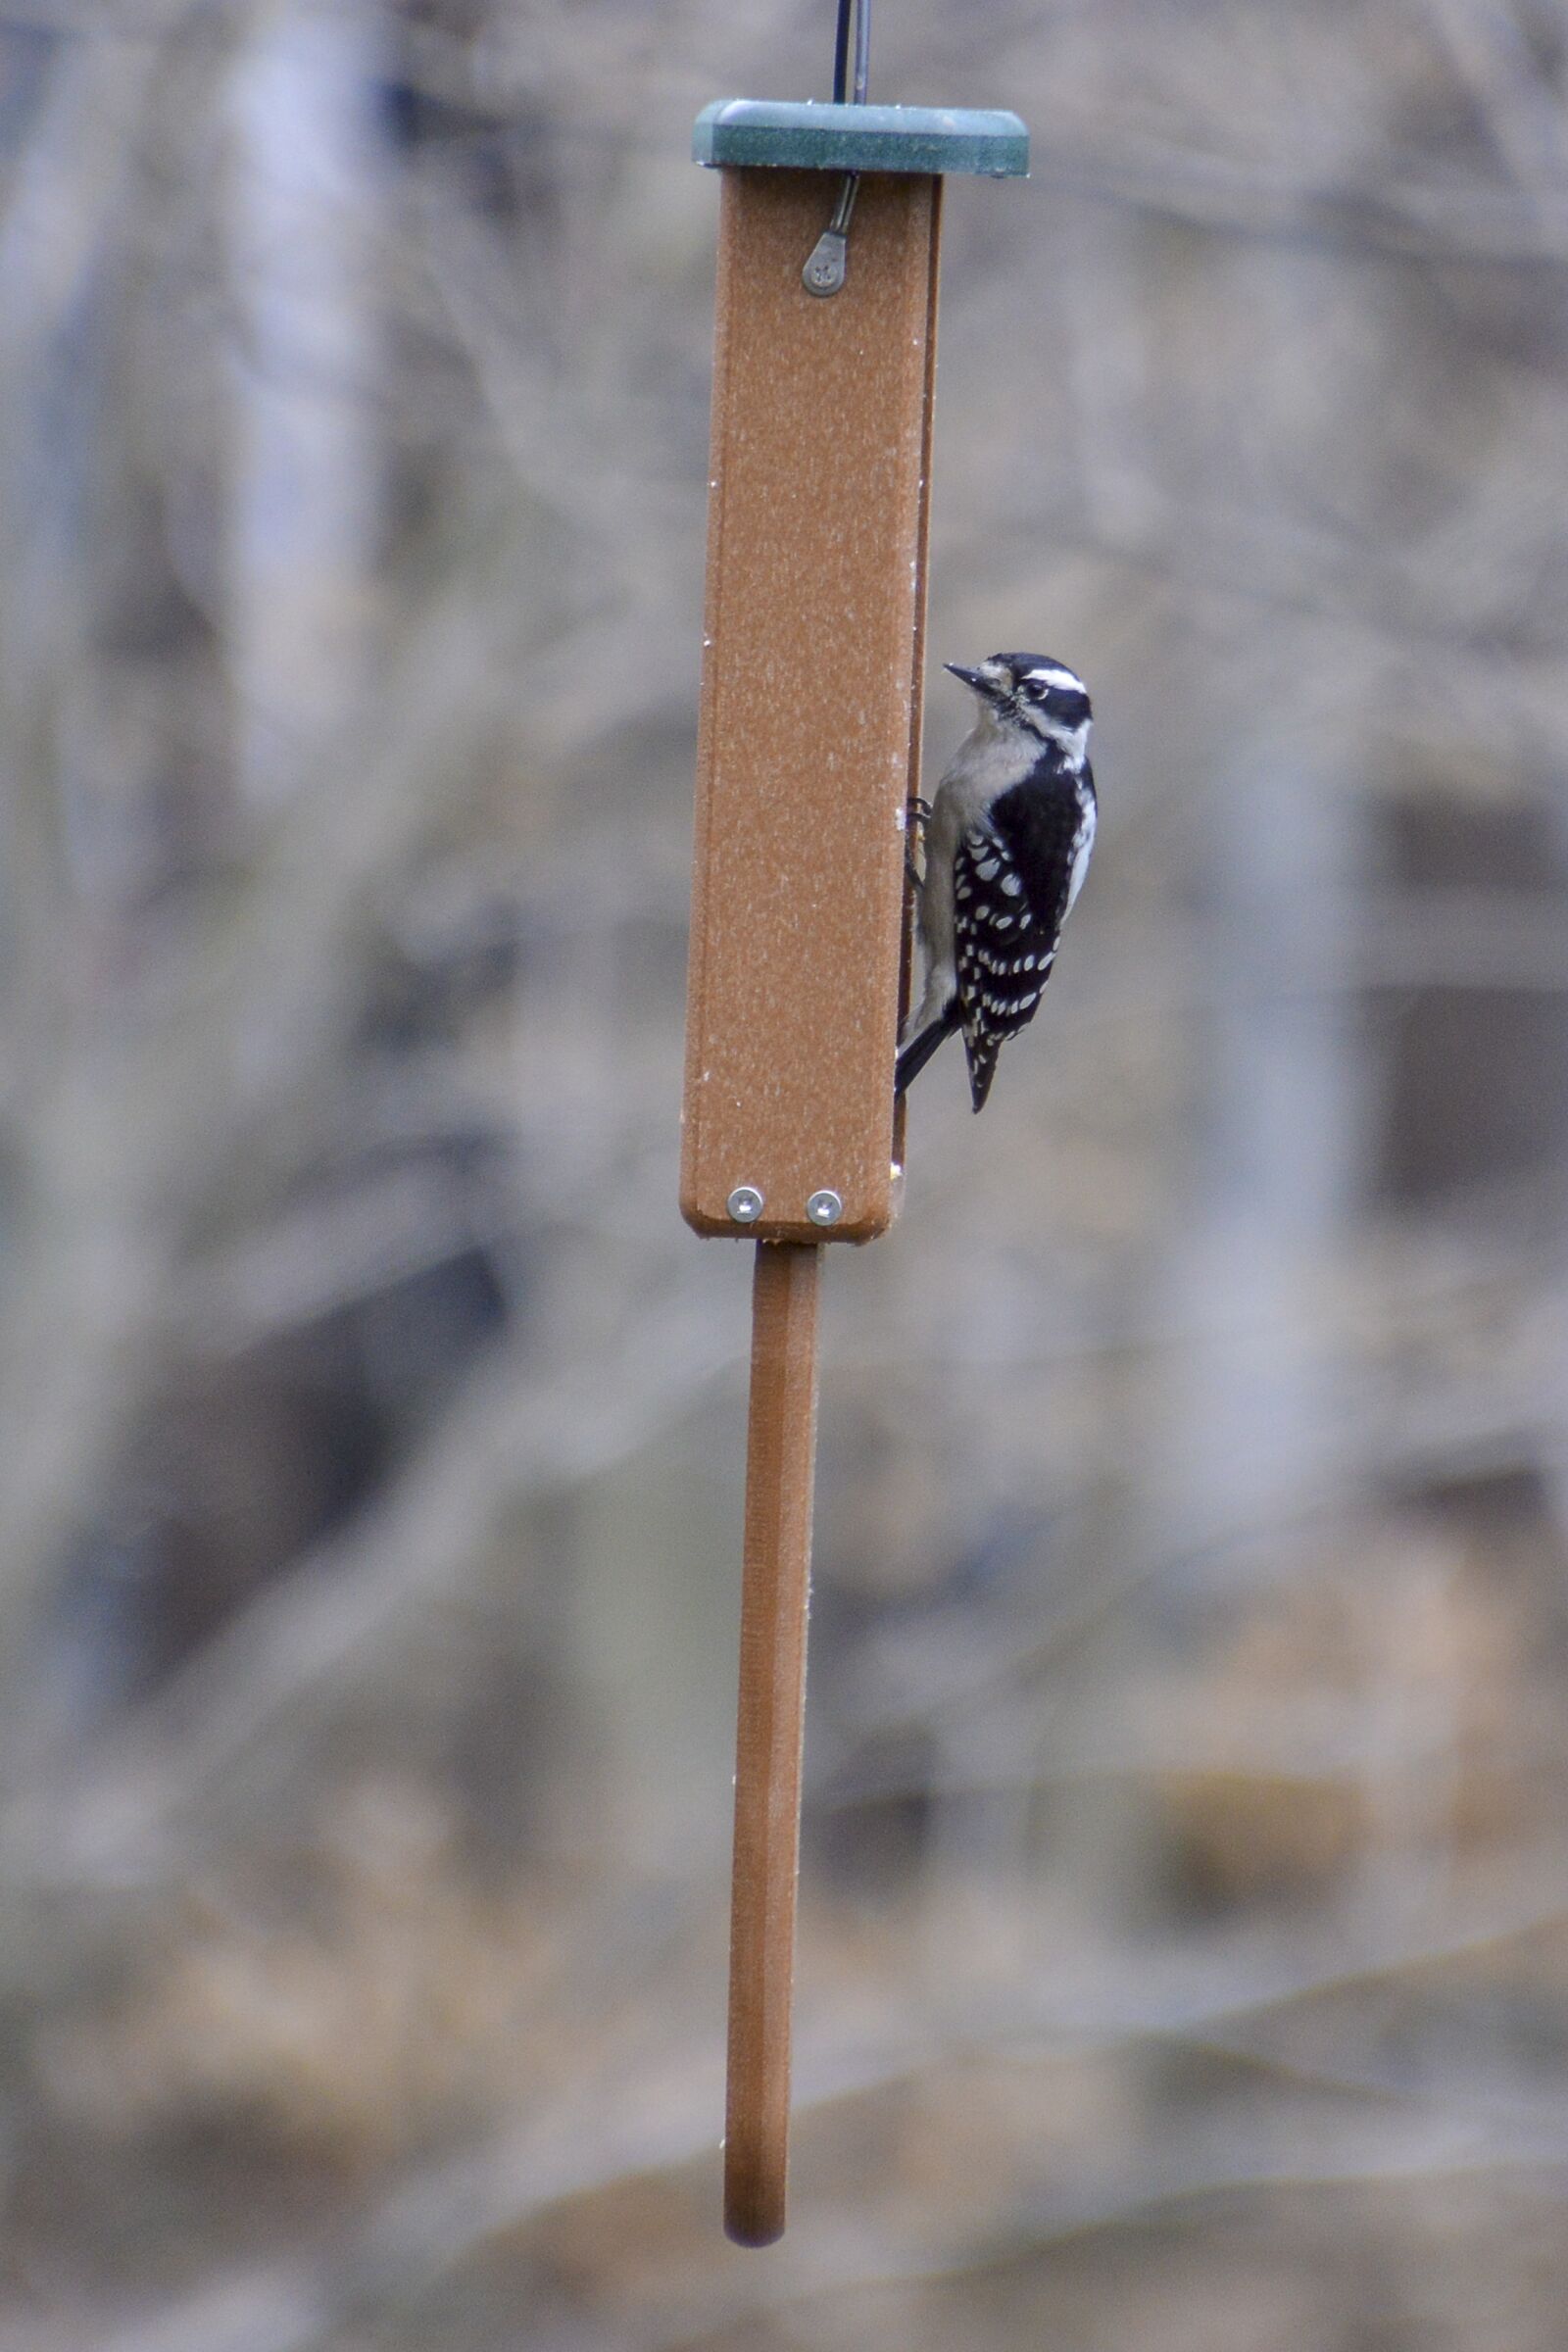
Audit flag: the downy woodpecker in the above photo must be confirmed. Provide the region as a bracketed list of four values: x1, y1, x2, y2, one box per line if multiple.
[897, 653, 1097, 1112]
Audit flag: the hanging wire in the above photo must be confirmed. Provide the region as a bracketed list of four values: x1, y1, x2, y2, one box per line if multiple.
[832, 0, 852, 103]
[832, 0, 871, 104]
[808, 1, 872, 293]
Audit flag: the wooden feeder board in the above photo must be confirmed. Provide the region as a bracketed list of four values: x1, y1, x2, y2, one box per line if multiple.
[681, 95, 1028, 2246]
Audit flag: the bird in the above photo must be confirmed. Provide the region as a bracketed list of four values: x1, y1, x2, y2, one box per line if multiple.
[897, 652, 1097, 1112]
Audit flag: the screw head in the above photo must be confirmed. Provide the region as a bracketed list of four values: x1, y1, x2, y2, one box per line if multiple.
[806, 1189, 844, 1227]
[727, 1186, 764, 1224]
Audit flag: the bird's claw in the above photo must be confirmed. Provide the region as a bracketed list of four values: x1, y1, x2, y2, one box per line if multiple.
[905, 798, 933, 888]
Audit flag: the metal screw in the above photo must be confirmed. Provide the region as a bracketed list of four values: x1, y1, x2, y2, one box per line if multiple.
[803, 224, 848, 296]
[727, 1186, 764, 1224]
[806, 1190, 844, 1227]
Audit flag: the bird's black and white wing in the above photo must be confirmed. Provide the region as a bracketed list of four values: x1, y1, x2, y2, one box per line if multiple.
[951, 821, 1061, 1111]
[951, 765, 1096, 1111]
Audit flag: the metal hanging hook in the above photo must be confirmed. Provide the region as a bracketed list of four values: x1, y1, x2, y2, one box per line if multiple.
[803, 172, 859, 296]
[803, 0, 871, 298]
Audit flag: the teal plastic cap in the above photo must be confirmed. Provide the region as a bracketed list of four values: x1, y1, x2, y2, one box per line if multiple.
[693, 100, 1028, 178]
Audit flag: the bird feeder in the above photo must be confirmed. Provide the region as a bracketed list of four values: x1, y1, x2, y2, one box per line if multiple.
[682, 89, 1028, 2246]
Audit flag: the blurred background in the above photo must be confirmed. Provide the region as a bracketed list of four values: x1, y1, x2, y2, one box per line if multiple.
[4, 0, 1568, 2343]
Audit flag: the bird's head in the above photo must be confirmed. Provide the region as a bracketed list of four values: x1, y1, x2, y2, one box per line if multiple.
[945, 653, 1092, 762]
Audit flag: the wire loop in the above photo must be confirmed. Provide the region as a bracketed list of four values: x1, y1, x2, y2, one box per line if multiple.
[809, 0, 872, 295]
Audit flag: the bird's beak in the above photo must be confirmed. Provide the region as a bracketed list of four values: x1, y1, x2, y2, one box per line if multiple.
[944, 662, 992, 697]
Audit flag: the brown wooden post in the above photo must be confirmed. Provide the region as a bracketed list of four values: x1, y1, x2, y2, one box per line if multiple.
[725, 1237, 820, 2247]
[682, 99, 1028, 2246]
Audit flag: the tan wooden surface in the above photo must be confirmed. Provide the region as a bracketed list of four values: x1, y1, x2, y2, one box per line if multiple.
[724, 1238, 821, 2246]
[681, 168, 940, 1246]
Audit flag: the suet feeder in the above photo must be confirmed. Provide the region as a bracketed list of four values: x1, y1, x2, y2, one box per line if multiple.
[681, 54, 1027, 2247]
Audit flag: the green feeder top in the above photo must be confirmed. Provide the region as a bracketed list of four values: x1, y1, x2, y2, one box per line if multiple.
[693, 100, 1028, 178]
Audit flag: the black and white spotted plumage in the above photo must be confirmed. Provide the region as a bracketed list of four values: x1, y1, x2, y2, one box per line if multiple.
[897, 653, 1097, 1112]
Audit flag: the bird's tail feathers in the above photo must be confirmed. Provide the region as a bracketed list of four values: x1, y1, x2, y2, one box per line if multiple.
[894, 1003, 960, 1096]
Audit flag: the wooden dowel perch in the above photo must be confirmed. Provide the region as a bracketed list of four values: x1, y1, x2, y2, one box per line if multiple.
[725, 1239, 822, 2245]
